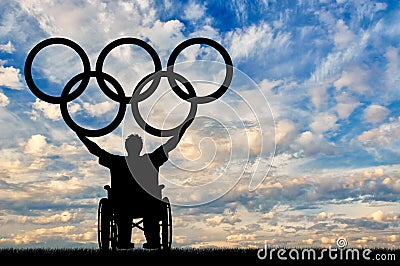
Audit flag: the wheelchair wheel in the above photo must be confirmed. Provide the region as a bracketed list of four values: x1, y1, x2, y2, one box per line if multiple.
[98, 198, 111, 251]
[110, 218, 118, 251]
[161, 197, 172, 250]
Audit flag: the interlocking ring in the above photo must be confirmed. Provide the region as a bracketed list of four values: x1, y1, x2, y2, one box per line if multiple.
[95, 37, 162, 104]
[60, 71, 126, 137]
[167, 37, 233, 104]
[130, 70, 198, 137]
[25, 37, 233, 137]
[24, 37, 91, 104]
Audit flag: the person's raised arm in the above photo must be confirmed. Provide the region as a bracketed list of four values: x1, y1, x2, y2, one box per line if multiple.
[77, 133, 109, 158]
[162, 118, 193, 154]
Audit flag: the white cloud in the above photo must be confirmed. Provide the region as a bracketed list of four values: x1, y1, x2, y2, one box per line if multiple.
[316, 212, 334, 221]
[0, 91, 10, 107]
[0, 41, 15, 53]
[310, 28, 370, 83]
[334, 19, 356, 49]
[31, 99, 61, 121]
[188, 25, 220, 41]
[334, 67, 371, 94]
[292, 130, 335, 156]
[385, 46, 399, 80]
[310, 113, 338, 134]
[82, 101, 116, 117]
[387, 235, 398, 242]
[90, 133, 124, 155]
[135, 0, 151, 10]
[31, 99, 81, 121]
[357, 120, 400, 147]
[183, 1, 206, 21]
[335, 102, 356, 119]
[16, 0, 164, 93]
[302, 238, 314, 245]
[226, 234, 256, 243]
[363, 104, 390, 123]
[262, 211, 275, 220]
[334, 92, 360, 119]
[275, 119, 296, 146]
[205, 215, 224, 226]
[226, 22, 291, 60]
[11, 225, 77, 245]
[367, 210, 398, 222]
[259, 79, 283, 92]
[0, 65, 24, 90]
[311, 85, 328, 110]
[17, 0, 153, 42]
[320, 236, 336, 245]
[140, 19, 185, 53]
[24, 134, 48, 155]
[33, 211, 75, 224]
[0, 148, 25, 174]
[21, 133, 86, 159]
[383, 46, 400, 102]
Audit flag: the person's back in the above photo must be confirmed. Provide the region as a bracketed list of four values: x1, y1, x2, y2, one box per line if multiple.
[77, 118, 192, 249]
[125, 143, 169, 201]
[94, 135, 168, 248]
[98, 153, 146, 212]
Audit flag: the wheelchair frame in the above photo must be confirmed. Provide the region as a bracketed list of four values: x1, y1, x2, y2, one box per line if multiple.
[97, 185, 172, 251]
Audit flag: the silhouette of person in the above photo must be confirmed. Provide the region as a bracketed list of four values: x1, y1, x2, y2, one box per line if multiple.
[77, 119, 192, 249]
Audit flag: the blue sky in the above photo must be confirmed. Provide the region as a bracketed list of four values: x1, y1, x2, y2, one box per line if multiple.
[0, 0, 399, 249]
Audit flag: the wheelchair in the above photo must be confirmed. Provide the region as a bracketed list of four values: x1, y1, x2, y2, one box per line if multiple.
[97, 184, 172, 251]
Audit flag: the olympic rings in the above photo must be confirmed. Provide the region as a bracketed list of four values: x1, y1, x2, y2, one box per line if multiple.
[60, 71, 126, 137]
[131, 71, 197, 137]
[95, 37, 162, 104]
[167, 37, 233, 104]
[24, 37, 91, 104]
[25, 37, 233, 137]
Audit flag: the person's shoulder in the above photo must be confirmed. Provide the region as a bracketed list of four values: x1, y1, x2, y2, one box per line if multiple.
[99, 152, 123, 159]
[148, 145, 168, 165]
[99, 153, 125, 165]
[115, 154, 126, 161]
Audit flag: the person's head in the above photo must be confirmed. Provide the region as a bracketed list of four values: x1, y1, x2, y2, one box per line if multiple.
[125, 134, 143, 156]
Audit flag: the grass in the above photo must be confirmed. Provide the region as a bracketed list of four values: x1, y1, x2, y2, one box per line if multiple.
[0, 247, 262, 264]
[0, 247, 398, 263]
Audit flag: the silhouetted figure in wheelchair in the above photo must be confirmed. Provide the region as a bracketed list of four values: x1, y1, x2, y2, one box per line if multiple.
[77, 119, 192, 250]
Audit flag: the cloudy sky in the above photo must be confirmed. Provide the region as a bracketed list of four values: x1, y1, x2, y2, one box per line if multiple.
[1, 0, 399, 249]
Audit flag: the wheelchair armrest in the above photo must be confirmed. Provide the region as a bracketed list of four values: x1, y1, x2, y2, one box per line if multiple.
[156, 184, 165, 199]
[104, 185, 112, 199]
